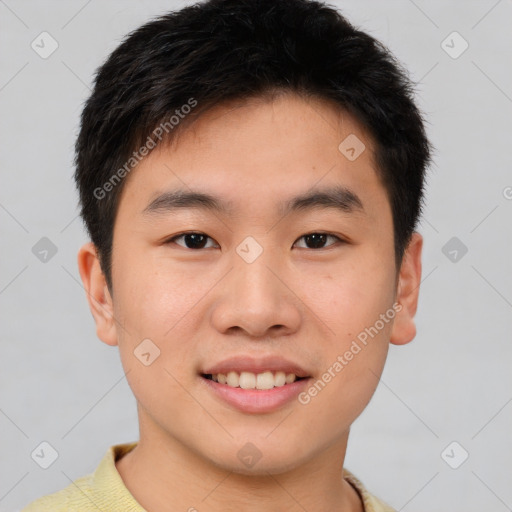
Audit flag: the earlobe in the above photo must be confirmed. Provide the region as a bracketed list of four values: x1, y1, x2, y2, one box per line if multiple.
[390, 232, 423, 346]
[77, 242, 118, 346]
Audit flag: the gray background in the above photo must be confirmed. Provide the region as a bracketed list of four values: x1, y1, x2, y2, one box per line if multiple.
[1, 1, 511, 511]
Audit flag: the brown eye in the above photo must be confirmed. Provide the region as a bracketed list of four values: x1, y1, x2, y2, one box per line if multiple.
[167, 232, 218, 249]
[294, 233, 342, 249]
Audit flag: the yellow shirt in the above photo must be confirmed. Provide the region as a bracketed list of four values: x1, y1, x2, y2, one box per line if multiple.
[21, 442, 396, 511]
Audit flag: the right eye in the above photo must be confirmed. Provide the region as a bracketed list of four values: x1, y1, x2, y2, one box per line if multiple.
[164, 232, 219, 250]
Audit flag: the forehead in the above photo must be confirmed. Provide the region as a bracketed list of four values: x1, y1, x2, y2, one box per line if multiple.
[116, 93, 388, 221]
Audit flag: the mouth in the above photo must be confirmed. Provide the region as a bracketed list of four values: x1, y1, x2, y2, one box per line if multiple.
[199, 366, 312, 414]
[201, 371, 308, 390]
[199, 356, 312, 413]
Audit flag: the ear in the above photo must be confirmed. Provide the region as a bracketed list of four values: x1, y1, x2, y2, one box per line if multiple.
[390, 231, 423, 346]
[77, 242, 118, 346]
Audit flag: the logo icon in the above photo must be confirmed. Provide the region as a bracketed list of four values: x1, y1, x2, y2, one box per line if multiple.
[441, 31, 469, 59]
[442, 237, 468, 263]
[338, 134, 366, 161]
[134, 338, 161, 366]
[441, 441, 469, 469]
[236, 236, 263, 264]
[237, 442, 263, 468]
[32, 237, 58, 263]
[31, 441, 59, 469]
[31, 31, 59, 59]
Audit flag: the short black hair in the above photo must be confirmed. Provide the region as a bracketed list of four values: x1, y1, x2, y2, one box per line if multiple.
[75, 0, 433, 292]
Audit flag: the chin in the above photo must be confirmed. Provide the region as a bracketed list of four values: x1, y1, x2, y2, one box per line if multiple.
[205, 440, 311, 477]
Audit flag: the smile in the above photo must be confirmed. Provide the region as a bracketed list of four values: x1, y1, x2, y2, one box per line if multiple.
[202, 371, 306, 390]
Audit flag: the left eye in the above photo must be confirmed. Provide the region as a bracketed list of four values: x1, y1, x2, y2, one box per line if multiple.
[293, 232, 342, 249]
[166, 232, 342, 250]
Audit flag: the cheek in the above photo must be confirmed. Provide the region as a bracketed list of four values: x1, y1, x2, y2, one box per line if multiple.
[299, 255, 396, 337]
[112, 248, 205, 337]
[112, 262, 200, 410]
[299, 249, 396, 396]
[298, 279, 394, 431]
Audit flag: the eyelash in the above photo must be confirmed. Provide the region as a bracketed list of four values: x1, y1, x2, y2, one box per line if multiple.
[164, 231, 346, 250]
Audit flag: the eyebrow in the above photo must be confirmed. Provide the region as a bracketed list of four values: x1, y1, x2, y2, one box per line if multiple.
[142, 185, 365, 218]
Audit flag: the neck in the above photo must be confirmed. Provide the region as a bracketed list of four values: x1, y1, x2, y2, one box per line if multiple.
[116, 405, 364, 512]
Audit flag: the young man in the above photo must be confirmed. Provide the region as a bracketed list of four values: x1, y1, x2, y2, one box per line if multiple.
[22, 0, 431, 510]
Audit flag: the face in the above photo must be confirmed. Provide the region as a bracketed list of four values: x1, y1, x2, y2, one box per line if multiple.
[79, 93, 422, 475]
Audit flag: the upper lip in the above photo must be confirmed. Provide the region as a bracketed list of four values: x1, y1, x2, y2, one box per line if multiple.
[201, 355, 311, 378]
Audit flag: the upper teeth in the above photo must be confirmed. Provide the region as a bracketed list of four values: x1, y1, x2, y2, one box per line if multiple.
[211, 371, 298, 390]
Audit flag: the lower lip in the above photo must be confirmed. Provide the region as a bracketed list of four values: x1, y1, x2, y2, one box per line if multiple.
[200, 376, 311, 414]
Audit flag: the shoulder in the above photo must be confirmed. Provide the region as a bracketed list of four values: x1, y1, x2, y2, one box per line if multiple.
[21, 442, 142, 512]
[343, 468, 397, 512]
[21, 473, 94, 511]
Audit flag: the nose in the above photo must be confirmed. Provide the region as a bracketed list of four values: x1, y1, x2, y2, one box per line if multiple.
[210, 246, 302, 339]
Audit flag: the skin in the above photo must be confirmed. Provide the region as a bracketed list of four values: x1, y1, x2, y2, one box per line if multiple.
[78, 92, 422, 512]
